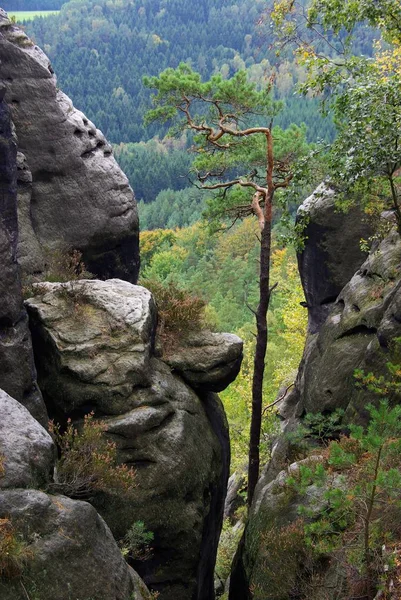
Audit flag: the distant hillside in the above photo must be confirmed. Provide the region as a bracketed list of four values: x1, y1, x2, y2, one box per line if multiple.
[20, 0, 338, 143]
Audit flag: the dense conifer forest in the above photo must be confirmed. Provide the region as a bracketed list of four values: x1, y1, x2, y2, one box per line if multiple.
[21, 0, 338, 146]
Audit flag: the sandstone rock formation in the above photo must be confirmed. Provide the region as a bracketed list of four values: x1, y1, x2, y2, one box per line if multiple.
[297, 183, 373, 333]
[0, 389, 54, 489]
[0, 10, 139, 282]
[26, 279, 156, 416]
[0, 82, 47, 425]
[298, 230, 401, 421]
[0, 389, 151, 600]
[229, 192, 401, 600]
[0, 13, 237, 599]
[164, 331, 243, 392]
[280, 227, 401, 425]
[229, 457, 345, 600]
[223, 471, 246, 522]
[26, 279, 239, 600]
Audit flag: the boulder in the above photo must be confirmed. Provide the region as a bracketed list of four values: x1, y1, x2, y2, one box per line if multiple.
[0, 489, 152, 600]
[223, 471, 246, 522]
[0, 12, 139, 282]
[26, 280, 156, 416]
[0, 389, 54, 489]
[26, 279, 233, 600]
[164, 331, 243, 392]
[0, 78, 47, 424]
[297, 184, 373, 333]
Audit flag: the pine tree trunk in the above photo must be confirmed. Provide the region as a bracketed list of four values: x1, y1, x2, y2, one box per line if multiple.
[247, 190, 273, 506]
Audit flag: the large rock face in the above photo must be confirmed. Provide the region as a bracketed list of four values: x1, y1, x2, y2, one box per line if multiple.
[0, 10, 139, 282]
[276, 226, 401, 426]
[230, 193, 401, 600]
[0, 81, 47, 425]
[297, 184, 372, 333]
[299, 229, 401, 422]
[0, 389, 151, 600]
[26, 279, 238, 600]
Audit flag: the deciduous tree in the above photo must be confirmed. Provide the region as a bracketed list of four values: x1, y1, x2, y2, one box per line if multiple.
[270, 0, 401, 234]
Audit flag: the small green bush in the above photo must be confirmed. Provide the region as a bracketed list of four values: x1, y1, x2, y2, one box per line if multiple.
[289, 401, 401, 599]
[302, 408, 345, 444]
[49, 413, 136, 499]
[121, 521, 154, 561]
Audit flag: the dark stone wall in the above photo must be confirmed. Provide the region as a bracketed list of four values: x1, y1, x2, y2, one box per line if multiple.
[0, 87, 47, 425]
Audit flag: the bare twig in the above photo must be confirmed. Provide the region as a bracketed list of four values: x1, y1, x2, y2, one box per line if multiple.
[262, 382, 295, 416]
[20, 581, 31, 600]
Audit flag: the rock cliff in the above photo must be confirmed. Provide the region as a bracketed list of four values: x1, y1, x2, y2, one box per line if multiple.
[0, 83, 47, 425]
[297, 183, 373, 333]
[0, 10, 139, 282]
[0, 14, 239, 600]
[229, 189, 401, 600]
[25, 279, 241, 600]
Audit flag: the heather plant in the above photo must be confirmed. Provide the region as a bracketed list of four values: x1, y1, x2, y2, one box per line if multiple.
[43, 248, 93, 283]
[140, 277, 206, 349]
[49, 412, 136, 499]
[249, 517, 310, 600]
[0, 518, 31, 581]
[22, 248, 93, 299]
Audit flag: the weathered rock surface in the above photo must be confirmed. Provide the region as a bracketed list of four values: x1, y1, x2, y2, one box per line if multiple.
[231, 197, 401, 599]
[0, 11, 139, 282]
[297, 184, 373, 333]
[229, 457, 346, 600]
[0, 386, 151, 600]
[26, 279, 235, 600]
[0, 489, 152, 600]
[0, 389, 54, 489]
[26, 280, 156, 416]
[165, 331, 243, 392]
[224, 471, 246, 522]
[293, 230, 401, 422]
[0, 79, 47, 425]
